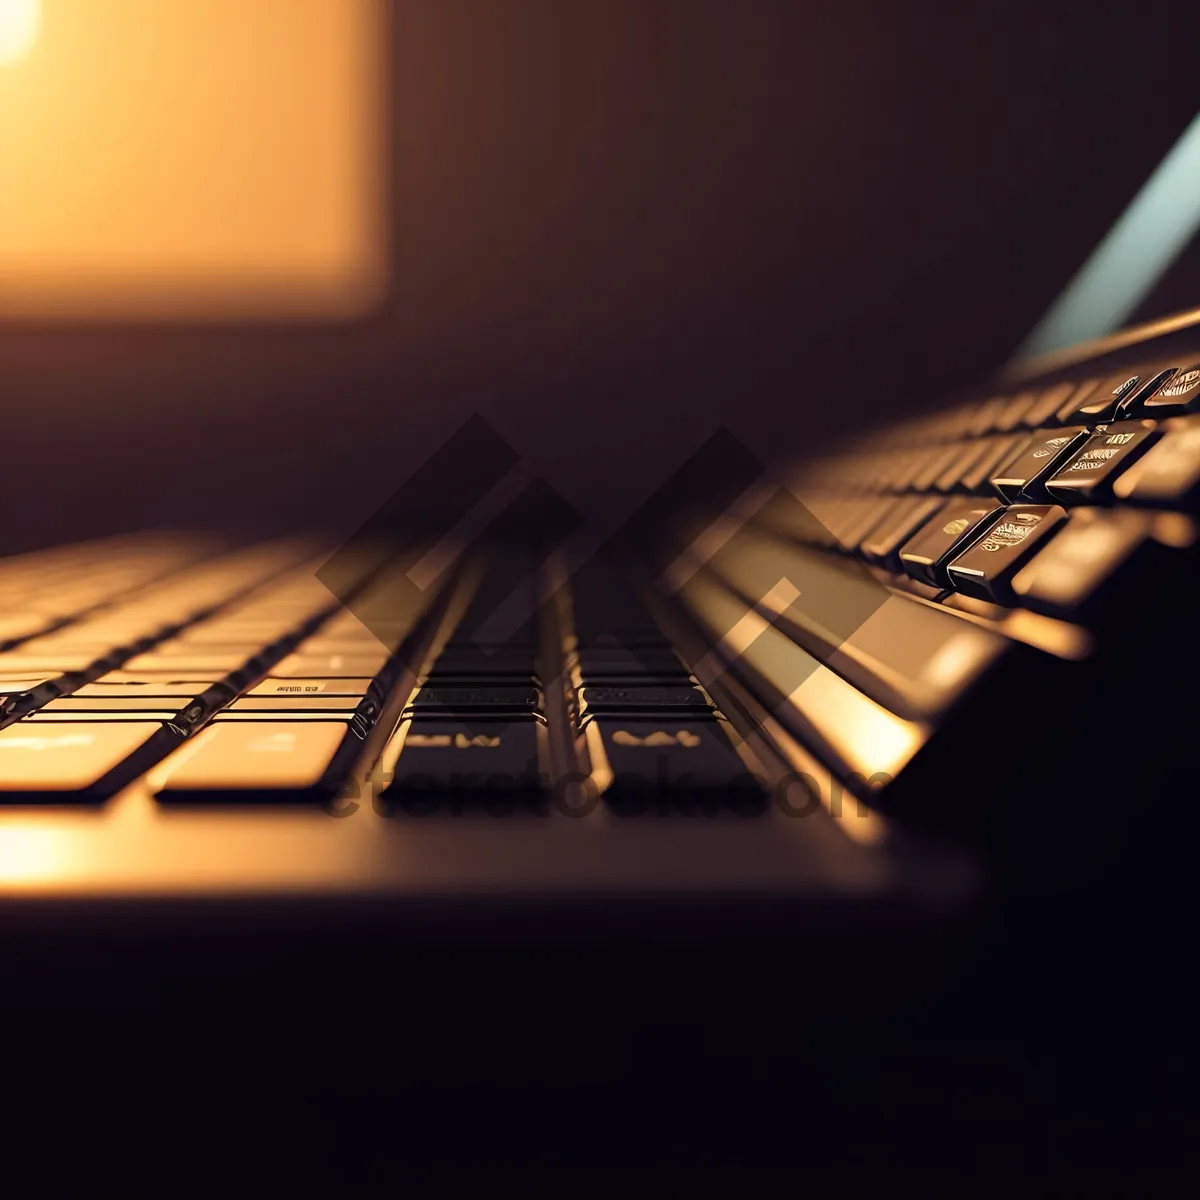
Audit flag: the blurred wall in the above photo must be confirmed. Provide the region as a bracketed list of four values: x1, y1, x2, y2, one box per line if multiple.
[1, 0, 1197, 555]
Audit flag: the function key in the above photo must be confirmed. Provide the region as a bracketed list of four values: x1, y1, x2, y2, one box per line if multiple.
[945, 505, 1068, 603]
[898, 499, 1003, 588]
[989, 426, 1090, 503]
[1044, 420, 1162, 504]
[1126, 364, 1200, 418]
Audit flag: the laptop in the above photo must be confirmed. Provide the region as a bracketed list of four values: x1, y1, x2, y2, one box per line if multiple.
[2, 3, 1198, 1184]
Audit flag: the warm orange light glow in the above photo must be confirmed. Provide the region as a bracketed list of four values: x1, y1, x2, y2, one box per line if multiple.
[0, 825, 66, 885]
[0, 0, 387, 320]
[0, 0, 39, 66]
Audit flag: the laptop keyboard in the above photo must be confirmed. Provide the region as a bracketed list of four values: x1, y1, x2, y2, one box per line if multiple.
[1, 359, 1197, 846]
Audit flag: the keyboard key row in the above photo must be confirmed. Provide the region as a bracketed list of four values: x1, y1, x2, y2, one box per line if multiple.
[0, 551, 770, 810]
[1, 508, 1193, 831]
[802, 359, 1200, 501]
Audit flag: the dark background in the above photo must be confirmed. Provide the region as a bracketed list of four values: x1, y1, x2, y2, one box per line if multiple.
[2, 0, 1198, 556]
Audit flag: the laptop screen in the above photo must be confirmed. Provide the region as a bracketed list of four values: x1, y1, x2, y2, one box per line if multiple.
[1016, 111, 1200, 361]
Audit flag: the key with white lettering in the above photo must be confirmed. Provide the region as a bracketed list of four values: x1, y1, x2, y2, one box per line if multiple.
[1045, 421, 1162, 504]
[1123, 365, 1200, 418]
[899, 500, 1004, 588]
[990, 427, 1090, 502]
[945, 505, 1068, 603]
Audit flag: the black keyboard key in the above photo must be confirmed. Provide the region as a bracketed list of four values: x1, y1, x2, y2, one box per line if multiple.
[1063, 373, 1141, 425]
[1045, 420, 1162, 504]
[945, 504, 1068, 603]
[581, 716, 762, 811]
[1113, 416, 1200, 507]
[989, 426, 1090, 502]
[898, 500, 1003, 588]
[1111, 368, 1174, 418]
[379, 717, 545, 809]
[1127, 364, 1200, 417]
